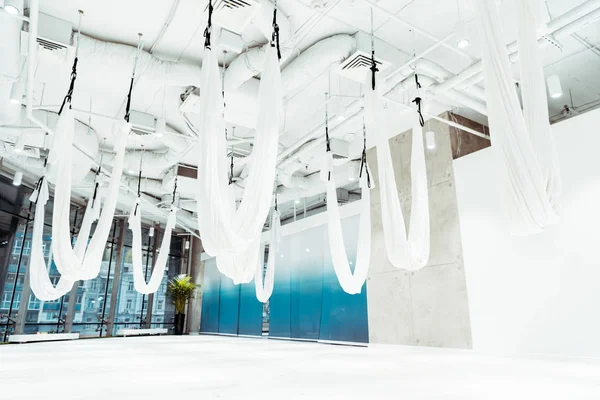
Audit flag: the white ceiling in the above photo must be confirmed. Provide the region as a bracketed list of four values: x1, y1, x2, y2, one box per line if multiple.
[11, 0, 600, 223]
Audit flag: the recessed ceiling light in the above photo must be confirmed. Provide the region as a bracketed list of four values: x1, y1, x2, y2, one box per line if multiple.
[280, 254, 284, 258]
[336, 115, 345, 122]
[3, 4, 20, 15]
[305, 248, 310, 252]
[457, 39, 470, 49]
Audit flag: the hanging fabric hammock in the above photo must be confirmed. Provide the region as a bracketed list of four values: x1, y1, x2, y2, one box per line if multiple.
[28, 177, 74, 301]
[255, 209, 281, 303]
[476, 0, 560, 234]
[325, 173, 371, 295]
[50, 112, 129, 281]
[28, 163, 105, 301]
[366, 83, 431, 271]
[196, 2, 283, 284]
[128, 198, 178, 294]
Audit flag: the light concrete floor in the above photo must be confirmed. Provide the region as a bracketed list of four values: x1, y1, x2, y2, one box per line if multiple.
[1, 335, 600, 399]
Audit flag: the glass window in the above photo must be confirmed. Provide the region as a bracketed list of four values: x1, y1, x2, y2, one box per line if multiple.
[23, 240, 31, 255]
[127, 282, 134, 291]
[28, 295, 41, 310]
[126, 299, 132, 310]
[157, 299, 164, 311]
[1, 292, 12, 309]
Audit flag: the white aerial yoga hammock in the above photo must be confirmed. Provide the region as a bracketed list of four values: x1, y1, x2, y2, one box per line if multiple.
[366, 82, 431, 271]
[28, 177, 74, 301]
[255, 209, 281, 303]
[28, 172, 105, 301]
[325, 173, 372, 295]
[50, 108, 129, 281]
[196, 14, 283, 283]
[128, 197, 178, 294]
[476, 0, 560, 234]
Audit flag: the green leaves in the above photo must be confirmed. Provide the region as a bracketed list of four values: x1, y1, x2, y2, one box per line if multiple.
[166, 274, 197, 314]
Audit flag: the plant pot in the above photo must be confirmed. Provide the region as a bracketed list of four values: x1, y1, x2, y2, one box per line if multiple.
[174, 313, 185, 335]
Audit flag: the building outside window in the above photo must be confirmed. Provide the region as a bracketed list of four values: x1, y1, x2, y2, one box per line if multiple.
[157, 300, 164, 311]
[2, 292, 13, 309]
[28, 295, 41, 310]
[128, 282, 134, 291]
[126, 299, 132, 311]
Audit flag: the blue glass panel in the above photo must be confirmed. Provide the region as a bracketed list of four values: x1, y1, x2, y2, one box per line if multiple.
[218, 274, 240, 335]
[268, 236, 291, 338]
[289, 225, 324, 340]
[319, 215, 369, 343]
[200, 258, 220, 333]
[238, 280, 263, 336]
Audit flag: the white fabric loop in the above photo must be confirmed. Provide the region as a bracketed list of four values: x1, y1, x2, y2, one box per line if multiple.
[476, 0, 560, 234]
[326, 174, 371, 295]
[255, 210, 281, 303]
[366, 84, 431, 271]
[128, 198, 178, 294]
[28, 177, 74, 301]
[51, 110, 129, 281]
[196, 44, 282, 283]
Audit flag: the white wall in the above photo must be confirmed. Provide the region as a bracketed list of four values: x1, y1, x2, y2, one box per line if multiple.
[454, 108, 600, 358]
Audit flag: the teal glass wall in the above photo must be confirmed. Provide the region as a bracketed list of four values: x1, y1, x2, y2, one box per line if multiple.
[200, 214, 368, 344]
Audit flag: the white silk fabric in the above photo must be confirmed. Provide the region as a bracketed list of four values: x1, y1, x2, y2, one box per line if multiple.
[325, 173, 371, 295]
[255, 210, 281, 303]
[128, 198, 178, 294]
[476, 0, 560, 234]
[196, 44, 282, 283]
[50, 108, 129, 281]
[366, 84, 431, 271]
[28, 177, 74, 301]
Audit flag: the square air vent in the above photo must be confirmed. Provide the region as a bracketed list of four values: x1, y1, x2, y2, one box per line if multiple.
[209, 0, 259, 35]
[20, 12, 73, 61]
[334, 50, 392, 84]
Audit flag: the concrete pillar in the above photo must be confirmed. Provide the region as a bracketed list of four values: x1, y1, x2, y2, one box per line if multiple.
[106, 219, 126, 336]
[63, 281, 78, 333]
[365, 113, 474, 349]
[185, 237, 204, 334]
[14, 264, 31, 334]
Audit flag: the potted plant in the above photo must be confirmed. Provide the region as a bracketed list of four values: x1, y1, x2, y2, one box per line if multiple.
[166, 274, 197, 335]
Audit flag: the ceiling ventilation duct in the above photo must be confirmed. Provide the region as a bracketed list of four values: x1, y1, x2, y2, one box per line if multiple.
[328, 138, 349, 160]
[20, 12, 73, 61]
[210, 0, 259, 35]
[128, 110, 157, 135]
[334, 50, 391, 83]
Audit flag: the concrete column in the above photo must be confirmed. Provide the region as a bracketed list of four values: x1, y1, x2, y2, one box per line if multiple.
[63, 281, 78, 332]
[366, 113, 473, 349]
[14, 265, 31, 334]
[106, 219, 126, 336]
[185, 237, 204, 334]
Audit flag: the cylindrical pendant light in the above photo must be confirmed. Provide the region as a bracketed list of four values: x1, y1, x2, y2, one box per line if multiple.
[425, 130, 436, 150]
[149, 226, 155, 237]
[13, 134, 25, 153]
[155, 118, 166, 137]
[10, 82, 24, 104]
[13, 171, 23, 186]
[185, 240, 190, 250]
[547, 75, 563, 99]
